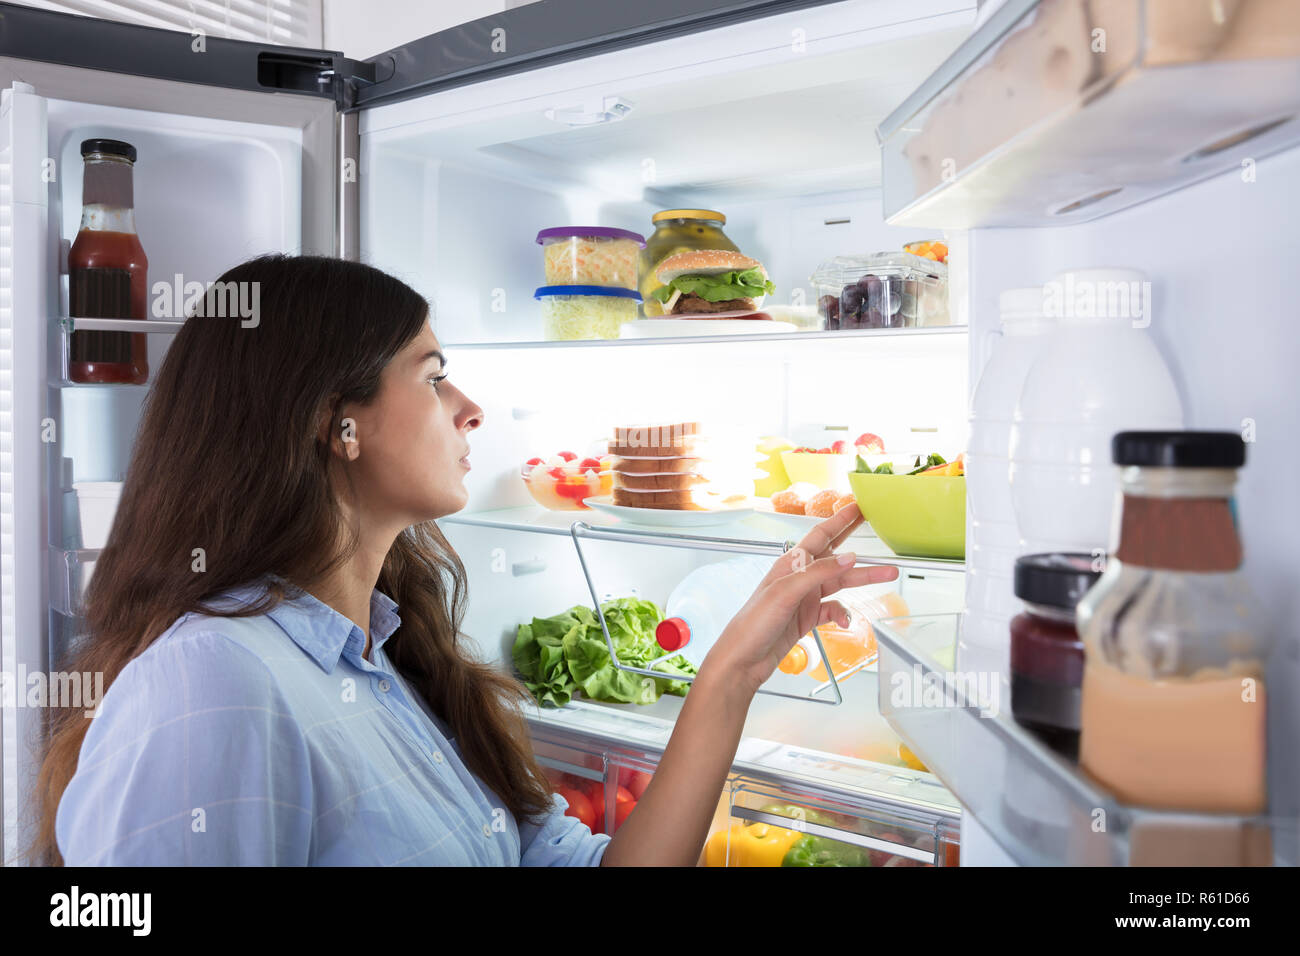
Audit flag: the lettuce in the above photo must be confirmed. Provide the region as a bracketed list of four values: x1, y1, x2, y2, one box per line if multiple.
[651, 267, 776, 303]
[513, 596, 699, 707]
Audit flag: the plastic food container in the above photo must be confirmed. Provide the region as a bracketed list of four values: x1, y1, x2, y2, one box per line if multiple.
[534, 285, 642, 340]
[536, 226, 645, 287]
[810, 252, 948, 330]
[73, 480, 123, 549]
[521, 455, 613, 510]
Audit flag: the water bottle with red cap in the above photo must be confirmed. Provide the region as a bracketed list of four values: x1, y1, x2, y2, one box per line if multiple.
[654, 555, 773, 670]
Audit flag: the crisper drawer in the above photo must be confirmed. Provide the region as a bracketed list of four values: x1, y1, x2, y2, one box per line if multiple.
[532, 732, 662, 840]
[704, 778, 960, 868]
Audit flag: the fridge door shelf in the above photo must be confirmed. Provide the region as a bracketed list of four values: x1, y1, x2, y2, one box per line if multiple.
[440, 325, 969, 350]
[878, 0, 1300, 227]
[872, 612, 1286, 865]
[59, 316, 185, 334]
[440, 509, 964, 572]
[50, 547, 100, 617]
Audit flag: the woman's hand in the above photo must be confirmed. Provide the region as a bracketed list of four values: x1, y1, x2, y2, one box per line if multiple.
[700, 503, 900, 696]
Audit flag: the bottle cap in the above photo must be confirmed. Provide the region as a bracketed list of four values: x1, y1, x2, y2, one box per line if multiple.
[1014, 553, 1102, 611]
[655, 617, 690, 652]
[81, 138, 137, 163]
[1112, 431, 1245, 468]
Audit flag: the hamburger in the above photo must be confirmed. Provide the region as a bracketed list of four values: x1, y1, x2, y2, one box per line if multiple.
[649, 250, 776, 315]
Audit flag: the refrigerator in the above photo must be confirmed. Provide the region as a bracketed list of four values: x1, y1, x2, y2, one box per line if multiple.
[1, 0, 1295, 868]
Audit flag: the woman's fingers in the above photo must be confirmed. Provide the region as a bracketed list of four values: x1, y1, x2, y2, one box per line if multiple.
[765, 551, 864, 613]
[761, 505, 865, 588]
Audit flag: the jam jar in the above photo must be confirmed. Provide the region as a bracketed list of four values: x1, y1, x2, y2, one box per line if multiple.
[1009, 552, 1101, 759]
[639, 209, 738, 316]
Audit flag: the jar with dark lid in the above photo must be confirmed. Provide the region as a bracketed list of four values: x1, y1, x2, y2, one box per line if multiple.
[639, 210, 738, 316]
[1077, 431, 1270, 822]
[1009, 552, 1101, 759]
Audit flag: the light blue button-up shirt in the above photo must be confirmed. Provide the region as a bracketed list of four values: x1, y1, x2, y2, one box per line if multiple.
[55, 576, 610, 866]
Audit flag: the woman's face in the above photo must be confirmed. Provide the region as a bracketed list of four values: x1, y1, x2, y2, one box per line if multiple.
[339, 321, 483, 528]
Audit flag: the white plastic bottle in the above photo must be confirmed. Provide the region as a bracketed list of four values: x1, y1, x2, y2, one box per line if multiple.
[1009, 268, 1183, 556]
[655, 555, 773, 669]
[962, 288, 1058, 675]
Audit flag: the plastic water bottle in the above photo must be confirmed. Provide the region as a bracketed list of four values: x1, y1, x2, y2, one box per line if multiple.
[655, 555, 774, 669]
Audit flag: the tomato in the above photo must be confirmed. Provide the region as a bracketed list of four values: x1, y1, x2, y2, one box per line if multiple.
[555, 785, 595, 831]
[622, 770, 651, 799]
[615, 798, 636, 830]
[582, 779, 606, 833]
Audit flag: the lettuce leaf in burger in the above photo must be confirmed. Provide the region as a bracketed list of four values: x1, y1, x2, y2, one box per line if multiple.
[650, 249, 776, 315]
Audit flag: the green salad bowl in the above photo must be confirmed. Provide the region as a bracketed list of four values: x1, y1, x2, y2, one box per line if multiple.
[846, 471, 966, 560]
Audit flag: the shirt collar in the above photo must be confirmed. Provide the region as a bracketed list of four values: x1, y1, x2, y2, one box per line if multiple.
[212, 574, 402, 674]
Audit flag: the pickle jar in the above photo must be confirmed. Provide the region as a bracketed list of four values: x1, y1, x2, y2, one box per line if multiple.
[640, 210, 738, 316]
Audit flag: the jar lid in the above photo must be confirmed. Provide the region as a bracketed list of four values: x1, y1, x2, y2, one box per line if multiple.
[1112, 431, 1245, 468]
[81, 138, 136, 163]
[1014, 553, 1101, 610]
[535, 226, 646, 247]
[651, 209, 726, 224]
[533, 285, 642, 301]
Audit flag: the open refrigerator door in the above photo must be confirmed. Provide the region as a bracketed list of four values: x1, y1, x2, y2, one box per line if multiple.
[0, 9, 339, 863]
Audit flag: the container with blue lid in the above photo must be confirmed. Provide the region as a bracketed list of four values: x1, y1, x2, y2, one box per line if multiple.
[534, 285, 642, 341]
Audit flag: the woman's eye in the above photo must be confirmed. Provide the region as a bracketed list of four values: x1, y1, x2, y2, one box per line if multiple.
[429, 373, 448, 391]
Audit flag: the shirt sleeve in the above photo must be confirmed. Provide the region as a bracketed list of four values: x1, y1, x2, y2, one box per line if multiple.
[55, 630, 315, 866]
[517, 792, 611, 867]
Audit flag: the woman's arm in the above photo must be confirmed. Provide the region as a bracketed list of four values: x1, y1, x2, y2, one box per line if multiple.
[600, 505, 897, 866]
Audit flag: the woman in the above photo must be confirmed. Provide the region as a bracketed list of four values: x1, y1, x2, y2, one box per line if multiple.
[34, 254, 896, 866]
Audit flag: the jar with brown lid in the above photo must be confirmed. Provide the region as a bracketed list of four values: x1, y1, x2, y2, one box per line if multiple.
[1077, 431, 1270, 820]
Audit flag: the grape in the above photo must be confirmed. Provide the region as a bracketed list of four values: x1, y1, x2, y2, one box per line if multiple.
[862, 308, 884, 328]
[840, 284, 864, 312]
[818, 294, 840, 321]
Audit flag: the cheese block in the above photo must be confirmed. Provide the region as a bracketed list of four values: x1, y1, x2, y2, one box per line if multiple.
[612, 487, 708, 510]
[613, 471, 707, 491]
[611, 455, 704, 474]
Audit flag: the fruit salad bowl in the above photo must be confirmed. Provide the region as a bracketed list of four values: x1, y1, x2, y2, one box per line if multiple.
[522, 452, 613, 510]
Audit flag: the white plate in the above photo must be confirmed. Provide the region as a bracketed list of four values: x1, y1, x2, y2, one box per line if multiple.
[584, 494, 755, 527]
[620, 318, 797, 338]
[750, 503, 878, 538]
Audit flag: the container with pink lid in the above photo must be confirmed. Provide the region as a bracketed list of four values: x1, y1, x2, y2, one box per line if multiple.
[536, 226, 646, 288]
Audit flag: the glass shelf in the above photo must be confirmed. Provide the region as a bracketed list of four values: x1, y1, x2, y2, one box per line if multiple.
[442, 325, 967, 349]
[871, 613, 1288, 866]
[440, 507, 966, 573]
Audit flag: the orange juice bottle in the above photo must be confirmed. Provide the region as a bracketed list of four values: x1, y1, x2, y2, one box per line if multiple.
[779, 591, 907, 679]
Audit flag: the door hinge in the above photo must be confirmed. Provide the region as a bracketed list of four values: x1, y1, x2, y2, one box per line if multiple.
[257, 52, 394, 110]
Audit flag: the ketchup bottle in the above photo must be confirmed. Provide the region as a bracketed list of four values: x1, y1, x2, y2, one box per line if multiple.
[68, 139, 148, 384]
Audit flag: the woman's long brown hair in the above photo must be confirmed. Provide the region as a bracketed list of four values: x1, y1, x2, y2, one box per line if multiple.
[30, 254, 555, 865]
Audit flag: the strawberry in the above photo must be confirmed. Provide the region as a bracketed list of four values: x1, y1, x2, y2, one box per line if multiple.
[855, 433, 885, 454]
[547, 466, 566, 480]
[557, 451, 577, 462]
[578, 457, 603, 471]
[831, 440, 847, 454]
[526, 457, 544, 467]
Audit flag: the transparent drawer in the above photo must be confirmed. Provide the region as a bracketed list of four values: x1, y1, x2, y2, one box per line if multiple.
[705, 777, 958, 867]
[872, 613, 1286, 865]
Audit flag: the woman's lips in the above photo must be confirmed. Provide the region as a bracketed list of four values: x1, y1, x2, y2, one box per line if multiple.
[459, 454, 471, 470]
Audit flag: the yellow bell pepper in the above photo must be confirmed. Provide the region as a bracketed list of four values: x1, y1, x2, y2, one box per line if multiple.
[705, 821, 804, 867]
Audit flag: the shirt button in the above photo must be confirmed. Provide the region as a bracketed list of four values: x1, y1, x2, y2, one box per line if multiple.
[378, 679, 391, 693]
[432, 751, 444, 763]
[482, 823, 493, 837]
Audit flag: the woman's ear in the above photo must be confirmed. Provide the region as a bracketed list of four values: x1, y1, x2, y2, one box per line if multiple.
[317, 396, 361, 461]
